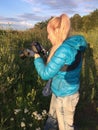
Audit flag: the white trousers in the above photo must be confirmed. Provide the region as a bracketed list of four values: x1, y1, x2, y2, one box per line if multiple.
[49, 92, 79, 130]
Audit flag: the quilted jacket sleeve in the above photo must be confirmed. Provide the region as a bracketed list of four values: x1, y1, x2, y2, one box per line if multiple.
[34, 45, 77, 80]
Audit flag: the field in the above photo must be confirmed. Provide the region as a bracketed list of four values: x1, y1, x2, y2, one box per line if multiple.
[0, 28, 98, 130]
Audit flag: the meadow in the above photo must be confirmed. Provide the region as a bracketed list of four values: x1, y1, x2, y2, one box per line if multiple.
[0, 28, 98, 130]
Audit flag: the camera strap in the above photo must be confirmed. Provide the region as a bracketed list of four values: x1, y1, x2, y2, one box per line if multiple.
[60, 51, 82, 72]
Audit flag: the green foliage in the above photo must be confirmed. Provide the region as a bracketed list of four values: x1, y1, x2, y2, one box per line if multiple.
[71, 29, 98, 129]
[70, 9, 98, 32]
[0, 9, 98, 129]
[0, 30, 50, 130]
[32, 9, 98, 33]
[71, 14, 83, 31]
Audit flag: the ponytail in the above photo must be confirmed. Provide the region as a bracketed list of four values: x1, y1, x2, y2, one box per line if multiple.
[47, 14, 71, 63]
[60, 14, 71, 41]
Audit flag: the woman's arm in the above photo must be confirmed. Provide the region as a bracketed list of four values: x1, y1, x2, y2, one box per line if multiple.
[34, 45, 76, 80]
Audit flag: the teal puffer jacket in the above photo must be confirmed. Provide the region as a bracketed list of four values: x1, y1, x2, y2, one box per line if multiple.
[34, 35, 87, 97]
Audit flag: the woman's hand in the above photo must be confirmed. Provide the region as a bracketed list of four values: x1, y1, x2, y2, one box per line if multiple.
[34, 53, 40, 59]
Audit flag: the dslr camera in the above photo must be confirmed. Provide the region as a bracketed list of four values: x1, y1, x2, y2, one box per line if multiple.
[19, 42, 48, 59]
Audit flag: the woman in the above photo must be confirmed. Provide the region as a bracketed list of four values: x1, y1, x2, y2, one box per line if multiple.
[34, 14, 87, 130]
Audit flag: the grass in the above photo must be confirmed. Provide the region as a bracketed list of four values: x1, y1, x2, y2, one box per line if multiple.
[0, 28, 98, 130]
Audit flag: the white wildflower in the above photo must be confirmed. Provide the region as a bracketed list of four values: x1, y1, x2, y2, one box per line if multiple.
[10, 117, 14, 121]
[36, 127, 41, 130]
[14, 109, 21, 115]
[24, 108, 28, 113]
[35, 116, 38, 120]
[37, 114, 42, 120]
[42, 110, 47, 116]
[32, 111, 38, 116]
[21, 122, 26, 127]
[29, 123, 32, 127]
[31, 113, 33, 118]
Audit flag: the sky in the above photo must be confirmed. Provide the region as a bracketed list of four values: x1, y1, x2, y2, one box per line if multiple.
[0, 0, 98, 30]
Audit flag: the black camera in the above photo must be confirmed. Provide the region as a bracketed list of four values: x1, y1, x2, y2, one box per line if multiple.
[31, 41, 47, 55]
[19, 42, 48, 60]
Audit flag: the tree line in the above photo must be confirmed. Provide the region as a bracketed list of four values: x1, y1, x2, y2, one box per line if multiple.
[33, 9, 98, 32]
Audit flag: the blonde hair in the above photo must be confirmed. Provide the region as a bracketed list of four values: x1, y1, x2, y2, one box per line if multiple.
[48, 14, 71, 42]
[47, 14, 71, 63]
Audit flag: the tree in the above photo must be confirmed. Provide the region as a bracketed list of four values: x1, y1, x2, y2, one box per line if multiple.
[82, 15, 92, 32]
[70, 14, 82, 31]
[89, 9, 98, 28]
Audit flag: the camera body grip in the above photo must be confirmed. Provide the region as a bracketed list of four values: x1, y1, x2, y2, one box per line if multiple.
[19, 41, 48, 59]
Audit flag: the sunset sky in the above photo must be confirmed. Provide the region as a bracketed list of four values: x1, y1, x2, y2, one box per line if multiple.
[0, 0, 98, 30]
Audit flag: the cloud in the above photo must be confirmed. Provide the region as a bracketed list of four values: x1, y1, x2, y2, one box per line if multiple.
[18, 13, 48, 21]
[0, 16, 33, 30]
[1, 0, 98, 30]
[22, 0, 98, 16]
[0, 16, 20, 23]
[22, 0, 78, 16]
[22, 0, 77, 8]
[0, 11, 49, 30]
